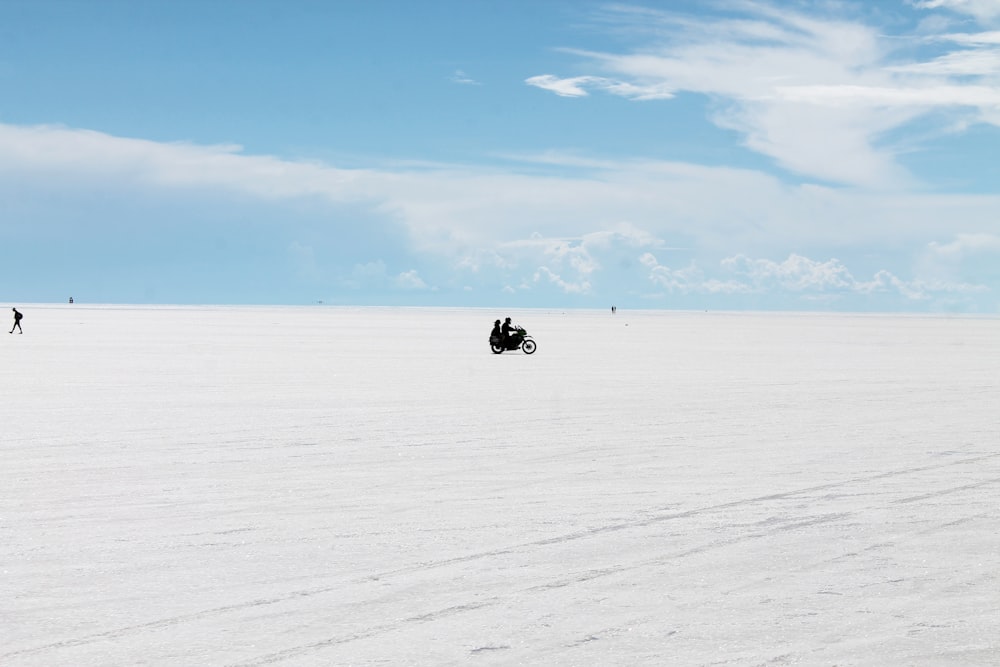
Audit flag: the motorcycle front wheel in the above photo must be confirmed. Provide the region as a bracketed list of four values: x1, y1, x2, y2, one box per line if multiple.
[490, 344, 504, 354]
[522, 339, 537, 354]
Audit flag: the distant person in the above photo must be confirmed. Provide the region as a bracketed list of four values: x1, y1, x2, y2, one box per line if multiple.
[10, 308, 23, 334]
[490, 319, 502, 344]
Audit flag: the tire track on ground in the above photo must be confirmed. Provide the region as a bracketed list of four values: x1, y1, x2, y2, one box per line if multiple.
[5, 452, 997, 662]
[893, 477, 1000, 504]
[224, 600, 500, 667]
[220, 454, 1000, 665]
[716, 509, 998, 600]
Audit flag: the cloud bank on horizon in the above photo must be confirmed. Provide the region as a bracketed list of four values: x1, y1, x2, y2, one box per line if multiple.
[1, 0, 998, 311]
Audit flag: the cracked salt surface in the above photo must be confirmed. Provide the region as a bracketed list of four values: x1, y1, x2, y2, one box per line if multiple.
[2, 305, 998, 665]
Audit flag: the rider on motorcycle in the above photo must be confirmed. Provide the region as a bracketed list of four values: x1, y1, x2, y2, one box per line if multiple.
[488, 317, 536, 354]
[501, 317, 515, 348]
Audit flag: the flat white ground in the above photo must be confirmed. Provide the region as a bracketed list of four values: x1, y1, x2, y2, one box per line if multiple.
[2, 306, 998, 666]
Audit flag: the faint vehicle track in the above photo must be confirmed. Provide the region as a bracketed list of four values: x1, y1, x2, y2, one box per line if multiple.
[4, 452, 997, 665]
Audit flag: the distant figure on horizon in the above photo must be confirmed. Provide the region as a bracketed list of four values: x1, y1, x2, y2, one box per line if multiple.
[612, 305, 616, 314]
[10, 308, 23, 334]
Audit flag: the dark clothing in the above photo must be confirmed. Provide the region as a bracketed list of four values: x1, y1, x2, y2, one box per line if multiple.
[10, 308, 22, 334]
[501, 321, 516, 348]
[490, 323, 502, 343]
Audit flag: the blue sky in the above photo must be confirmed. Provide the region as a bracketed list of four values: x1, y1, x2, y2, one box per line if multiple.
[2, 0, 999, 311]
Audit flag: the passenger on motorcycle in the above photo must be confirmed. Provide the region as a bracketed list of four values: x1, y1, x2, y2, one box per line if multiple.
[490, 319, 502, 345]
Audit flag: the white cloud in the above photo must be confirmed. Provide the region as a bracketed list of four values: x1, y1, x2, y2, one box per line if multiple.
[533, 266, 592, 294]
[640, 251, 986, 302]
[2, 121, 997, 310]
[483, 223, 675, 296]
[641, 254, 717, 293]
[451, 70, 481, 85]
[775, 83, 1000, 108]
[912, 0, 1000, 22]
[526, 3, 1000, 187]
[942, 29, 1000, 44]
[6, 121, 997, 261]
[525, 74, 675, 100]
[723, 254, 857, 291]
[0, 123, 367, 201]
[928, 232, 1000, 257]
[525, 74, 593, 97]
[395, 270, 428, 290]
[887, 48, 1000, 75]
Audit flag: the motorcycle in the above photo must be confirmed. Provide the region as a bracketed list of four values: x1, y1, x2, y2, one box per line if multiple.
[490, 326, 537, 354]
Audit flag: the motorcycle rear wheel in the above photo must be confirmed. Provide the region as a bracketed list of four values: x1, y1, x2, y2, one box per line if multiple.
[490, 344, 504, 354]
[522, 339, 537, 354]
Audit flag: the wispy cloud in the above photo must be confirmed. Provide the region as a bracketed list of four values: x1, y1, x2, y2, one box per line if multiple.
[525, 74, 674, 100]
[395, 269, 429, 290]
[928, 232, 1000, 257]
[526, 74, 595, 97]
[2, 121, 997, 309]
[526, 2, 1000, 188]
[345, 261, 429, 292]
[0, 123, 367, 201]
[912, 0, 1000, 23]
[641, 252, 988, 303]
[450, 69, 481, 85]
[533, 266, 592, 294]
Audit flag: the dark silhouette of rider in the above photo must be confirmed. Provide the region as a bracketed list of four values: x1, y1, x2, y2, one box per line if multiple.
[490, 319, 502, 344]
[501, 317, 515, 348]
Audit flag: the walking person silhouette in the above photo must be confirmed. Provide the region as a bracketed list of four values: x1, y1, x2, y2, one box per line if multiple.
[10, 308, 23, 334]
